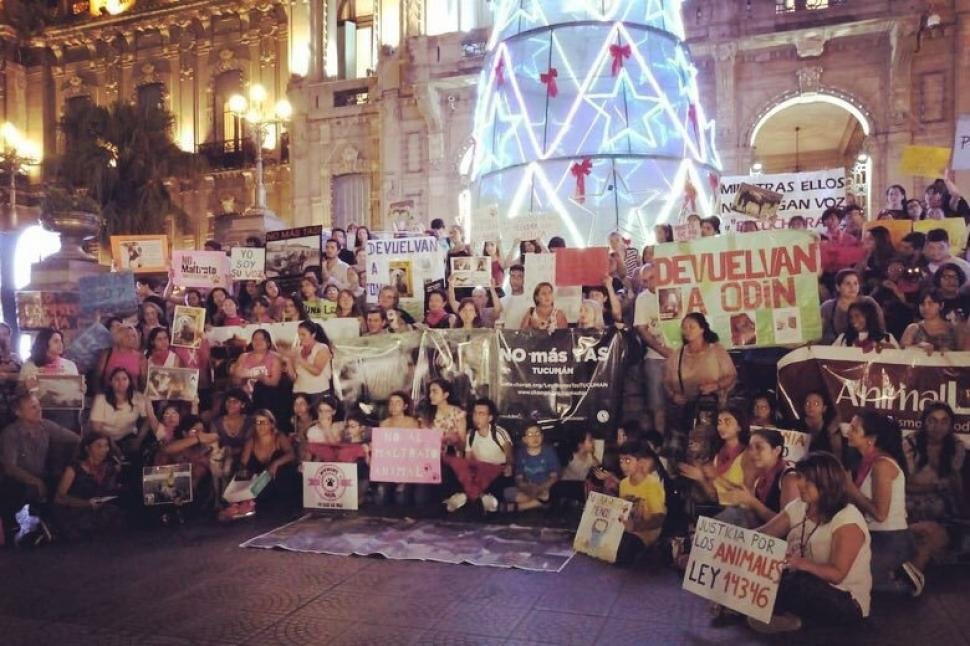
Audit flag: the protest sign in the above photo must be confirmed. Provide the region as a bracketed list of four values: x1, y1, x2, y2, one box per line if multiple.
[450, 256, 492, 288]
[899, 145, 951, 178]
[653, 230, 822, 348]
[333, 331, 423, 413]
[265, 226, 323, 281]
[35, 375, 85, 410]
[172, 250, 231, 289]
[365, 236, 444, 320]
[554, 247, 610, 287]
[303, 299, 338, 320]
[573, 492, 632, 563]
[751, 426, 810, 463]
[523, 252, 556, 295]
[777, 346, 970, 438]
[64, 323, 113, 374]
[145, 366, 200, 402]
[15, 291, 81, 331]
[864, 220, 912, 250]
[78, 271, 138, 316]
[914, 218, 968, 254]
[720, 168, 846, 230]
[507, 212, 559, 242]
[954, 115, 970, 171]
[230, 247, 266, 281]
[205, 319, 360, 350]
[303, 462, 359, 510]
[471, 204, 502, 244]
[496, 328, 625, 434]
[731, 183, 783, 221]
[171, 306, 205, 349]
[682, 516, 787, 623]
[143, 464, 192, 505]
[369, 427, 442, 484]
[110, 235, 169, 273]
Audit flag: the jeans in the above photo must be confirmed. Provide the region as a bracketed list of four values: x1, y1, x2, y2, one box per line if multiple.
[774, 570, 864, 625]
[871, 529, 916, 593]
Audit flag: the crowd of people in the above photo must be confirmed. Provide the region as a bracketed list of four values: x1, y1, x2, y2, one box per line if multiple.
[0, 175, 968, 635]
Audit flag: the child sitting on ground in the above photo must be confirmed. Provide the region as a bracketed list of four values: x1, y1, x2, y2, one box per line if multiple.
[503, 424, 560, 511]
[616, 441, 667, 565]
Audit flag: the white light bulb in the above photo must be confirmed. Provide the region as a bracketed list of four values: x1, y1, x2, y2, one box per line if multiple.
[249, 84, 267, 104]
[227, 94, 247, 114]
[274, 99, 293, 121]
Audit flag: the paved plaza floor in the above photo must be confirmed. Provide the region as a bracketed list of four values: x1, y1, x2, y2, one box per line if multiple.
[1, 510, 969, 645]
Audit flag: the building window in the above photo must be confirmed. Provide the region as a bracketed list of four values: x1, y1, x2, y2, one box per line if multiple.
[213, 70, 244, 149]
[331, 173, 370, 230]
[338, 0, 375, 79]
[776, 0, 846, 12]
[426, 0, 492, 36]
[136, 83, 165, 112]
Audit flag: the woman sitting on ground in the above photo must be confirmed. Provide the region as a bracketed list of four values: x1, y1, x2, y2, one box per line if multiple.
[211, 389, 254, 467]
[793, 391, 846, 463]
[719, 428, 799, 527]
[502, 424, 560, 512]
[844, 411, 923, 596]
[377, 391, 426, 506]
[53, 432, 123, 540]
[904, 401, 965, 588]
[156, 415, 219, 491]
[900, 288, 960, 353]
[750, 452, 871, 633]
[832, 300, 898, 350]
[303, 396, 345, 457]
[679, 406, 752, 511]
[237, 409, 298, 510]
[428, 378, 467, 455]
[380, 391, 419, 429]
[88, 367, 148, 458]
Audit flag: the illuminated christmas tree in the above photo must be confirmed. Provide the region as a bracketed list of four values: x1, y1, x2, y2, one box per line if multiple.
[469, 0, 721, 249]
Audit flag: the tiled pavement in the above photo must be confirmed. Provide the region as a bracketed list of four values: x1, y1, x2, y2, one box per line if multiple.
[1, 512, 969, 646]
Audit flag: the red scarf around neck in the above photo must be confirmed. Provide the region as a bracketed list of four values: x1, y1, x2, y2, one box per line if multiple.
[854, 450, 880, 487]
[714, 443, 744, 476]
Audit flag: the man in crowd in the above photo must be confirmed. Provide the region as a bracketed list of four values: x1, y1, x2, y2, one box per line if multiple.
[924, 229, 970, 278]
[378, 286, 415, 331]
[322, 238, 351, 289]
[500, 265, 532, 329]
[0, 392, 80, 546]
[633, 263, 670, 434]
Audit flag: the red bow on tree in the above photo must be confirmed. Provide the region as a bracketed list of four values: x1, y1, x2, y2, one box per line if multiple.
[540, 67, 559, 98]
[609, 44, 631, 76]
[570, 158, 593, 204]
[495, 58, 505, 86]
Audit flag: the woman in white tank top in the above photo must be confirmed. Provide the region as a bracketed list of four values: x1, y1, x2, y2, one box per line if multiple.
[284, 320, 333, 399]
[844, 411, 922, 596]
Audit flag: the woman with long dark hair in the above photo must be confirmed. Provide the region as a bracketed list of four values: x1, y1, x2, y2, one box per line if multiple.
[145, 328, 182, 369]
[88, 367, 147, 454]
[53, 432, 123, 539]
[750, 452, 871, 633]
[428, 378, 467, 453]
[20, 327, 82, 429]
[832, 300, 898, 350]
[284, 320, 333, 399]
[719, 428, 800, 526]
[900, 288, 960, 353]
[680, 406, 751, 507]
[844, 411, 923, 596]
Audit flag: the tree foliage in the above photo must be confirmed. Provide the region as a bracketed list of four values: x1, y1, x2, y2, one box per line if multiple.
[49, 100, 201, 241]
[1, 0, 55, 37]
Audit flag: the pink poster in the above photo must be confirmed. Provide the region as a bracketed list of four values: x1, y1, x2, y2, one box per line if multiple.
[369, 428, 442, 484]
[172, 250, 231, 289]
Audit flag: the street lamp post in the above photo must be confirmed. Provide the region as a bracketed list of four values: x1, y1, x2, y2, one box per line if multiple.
[228, 84, 292, 218]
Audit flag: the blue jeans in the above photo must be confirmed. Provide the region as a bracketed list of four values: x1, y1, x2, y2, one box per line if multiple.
[871, 529, 915, 593]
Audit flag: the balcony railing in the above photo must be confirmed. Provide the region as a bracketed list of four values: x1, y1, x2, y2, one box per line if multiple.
[333, 87, 370, 108]
[775, 0, 848, 13]
[197, 139, 255, 171]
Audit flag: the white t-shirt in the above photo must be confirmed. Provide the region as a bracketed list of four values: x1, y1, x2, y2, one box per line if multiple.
[784, 499, 872, 617]
[89, 392, 147, 441]
[466, 426, 512, 465]
[859, 457, 907, 531]
[500, 293, 532, 330]
[633, 289, 668, 361]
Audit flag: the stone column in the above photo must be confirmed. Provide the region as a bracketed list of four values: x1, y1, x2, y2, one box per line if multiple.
[308, 0, 324, 79]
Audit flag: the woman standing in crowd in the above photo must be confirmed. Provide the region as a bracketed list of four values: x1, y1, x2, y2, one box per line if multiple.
[904, 402, 964, 586]
[521, 282, 568, 331]
[249, 296, 275, 324]
[219, 297, 247, 327]
[720, 428, 799, 526]
[483, 241, 506, 287]
[424, 290, 456, 329]
[794, 391, 846, 461]
[53, 432, 122, 540]
[832, 301, 898, 350]
[279, 295, 306, 323]
[844, 411, 923, 595]
[88, 367, 147, 456]
[428, 378, 467, 454]
[662, 313, 737, 429]
[858, 226, 897, 289]
[455, 298, 483, 330]
[750, 452, 871, 633]
[284, 321, 333, 400]
[138, 301, 167, 340]
[577, 299, 605, 331]
[145, 328, 182, 369]
[262, 279, 287, 321]
[298, 276, 326, 319]
[749, 392, 777, 428]
[97, 325, 145, 390]
[238, 409, 298, 510]
[205, 287, 229, 327]
[335, 289, 365, 330]
[237, 281, 262, 318]
[232, 329, 288, 425]
[820, 269, 885, 344]
[900, 289, 960, 352]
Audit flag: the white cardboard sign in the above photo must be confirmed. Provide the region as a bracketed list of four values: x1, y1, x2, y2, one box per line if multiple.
[302, 462, 359, 510]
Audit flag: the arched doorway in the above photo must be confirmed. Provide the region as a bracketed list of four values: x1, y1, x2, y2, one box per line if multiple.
[750, 94, 873, 209]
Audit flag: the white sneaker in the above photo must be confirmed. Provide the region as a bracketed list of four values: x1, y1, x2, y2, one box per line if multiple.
[746, 613, 802, 634]
[482, 494, 499, 513]
[444, 493, 468, 512]
[901, 561, 925, 597]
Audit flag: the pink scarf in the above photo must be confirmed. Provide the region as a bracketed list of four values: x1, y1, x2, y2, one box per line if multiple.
[854, 450, 879, 487]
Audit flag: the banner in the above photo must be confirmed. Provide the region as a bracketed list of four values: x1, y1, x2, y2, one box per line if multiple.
[365, 236, 445, 321]
[554, 248, 610, 287]
[413, 329, 495, 408]
[496, 328, 626, 435]
[954, 115, 970, 171]
[719, 168, 846, 231]
[777, 346, 970, 437]
[205, 319, 360, 349]
[265, 226, 323, 281]
[471, 204, 501, 244]
[369, 427, 442, 484]
[899, 145, 951, 178]
[332, 331, 423, 416]
[110, 235, 169, 273]
[507, 212, 559, 242]
[230, 247, 266, 282]
[682, 516, 787, 623]
[573, 492, 632, 563]
[78, 271, 138, 316]
[15, 291, 81, 331]
[653, 230, 822, 348]
[172, 250, 231, 289]
[303, 462, 359, 510]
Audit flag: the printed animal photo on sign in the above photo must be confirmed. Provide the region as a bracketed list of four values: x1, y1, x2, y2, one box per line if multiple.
[389, 260, 414, 298]
[730, 313, 757, 347]
[659, 288, 683, 321]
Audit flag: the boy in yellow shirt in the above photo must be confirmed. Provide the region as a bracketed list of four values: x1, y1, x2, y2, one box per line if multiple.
[616, 441, 667, 565]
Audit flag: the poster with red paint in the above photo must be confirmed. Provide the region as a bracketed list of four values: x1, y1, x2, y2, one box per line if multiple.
[553, 247, 610, 286]
[369, 427, 442, 484]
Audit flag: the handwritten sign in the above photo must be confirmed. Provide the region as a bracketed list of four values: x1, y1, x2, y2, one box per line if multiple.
[508, 212, 559, 242]
[78, 271, 138, 316]
[303, 462, 358, 510]
[472, 204, 502, 244]
[573, 492, 632, 563]
[682, 516, 787, 623]
[230, 247, 266, 281]
[899, 145, 951, 178]
[172, 250, 230, 289]
[751, 426, 810, 464]
[554, 247, 610, 286]
[952, 115, 970, 171]
[369, 427, 442, 484]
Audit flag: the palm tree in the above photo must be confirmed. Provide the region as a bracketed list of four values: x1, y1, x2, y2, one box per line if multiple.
[49, 99, 201, 241]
